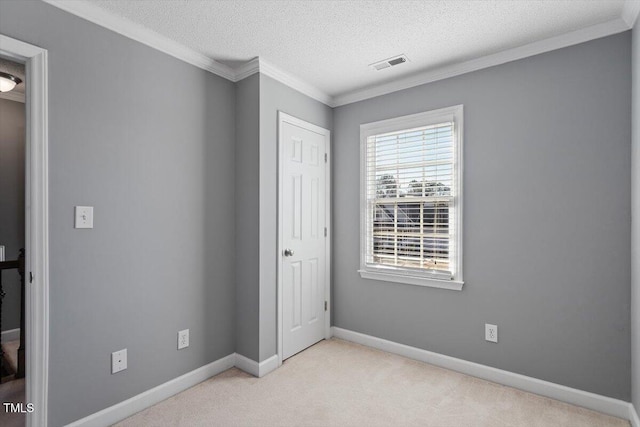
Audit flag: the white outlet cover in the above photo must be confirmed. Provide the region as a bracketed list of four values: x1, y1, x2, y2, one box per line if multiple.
[485, 324, 498, 343]
[75, 206, 94, 229]
[178, 329, 189, 350]
[111, 348, 127, 374]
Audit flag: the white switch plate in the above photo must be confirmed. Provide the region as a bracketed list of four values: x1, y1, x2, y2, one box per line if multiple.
[111, 349, 127, 374]
[485, 324, 498, 343]
[75, 206, 94, 229]
[178, 329, 189, 350]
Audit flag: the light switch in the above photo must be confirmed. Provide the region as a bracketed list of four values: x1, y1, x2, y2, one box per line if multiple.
[75, 206, 94, 229]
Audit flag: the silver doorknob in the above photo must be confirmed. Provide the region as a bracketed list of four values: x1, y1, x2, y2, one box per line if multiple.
[283, 249, 294, 257]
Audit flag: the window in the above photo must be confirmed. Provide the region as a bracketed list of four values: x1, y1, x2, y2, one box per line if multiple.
[359, 105, 463, 290]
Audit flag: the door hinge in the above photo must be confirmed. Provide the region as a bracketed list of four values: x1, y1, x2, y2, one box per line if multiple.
[324, 153, 327, 163]
[324, 301, 328, 311]
[29, 272, 33, 283]
[324, 227, 327, 237]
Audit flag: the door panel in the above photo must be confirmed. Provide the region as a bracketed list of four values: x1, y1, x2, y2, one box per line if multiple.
[291, 261, 302, 330]
[309, 258, 318, 323]
[292, 175, 302, 239]
[281, 118, 327, 360]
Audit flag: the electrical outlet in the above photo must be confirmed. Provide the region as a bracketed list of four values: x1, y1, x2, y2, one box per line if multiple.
[111, 349, 127, 374]
[485, 324, 498, 343]
[178, 329, 189, 350]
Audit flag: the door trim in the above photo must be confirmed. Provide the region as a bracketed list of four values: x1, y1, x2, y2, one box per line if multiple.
[277, 112, 331, 367]
[0, 34, 50, 427]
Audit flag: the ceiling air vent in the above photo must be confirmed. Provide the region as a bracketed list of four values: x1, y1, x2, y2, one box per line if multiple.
[369, 54, 409, 71]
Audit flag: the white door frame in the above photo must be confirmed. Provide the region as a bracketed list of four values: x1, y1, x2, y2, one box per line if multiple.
[277, 112, 331, 367]
[0, 34, 50, 427]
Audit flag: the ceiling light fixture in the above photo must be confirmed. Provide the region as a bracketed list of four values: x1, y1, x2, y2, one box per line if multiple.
[0, 71, 22, 93]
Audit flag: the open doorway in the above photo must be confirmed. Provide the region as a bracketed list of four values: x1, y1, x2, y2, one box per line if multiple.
[0, 34, 49, 427]
[0, 56, 26, 427]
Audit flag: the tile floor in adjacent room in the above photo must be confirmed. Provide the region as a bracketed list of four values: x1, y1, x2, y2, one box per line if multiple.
[116, 338, 629, 427]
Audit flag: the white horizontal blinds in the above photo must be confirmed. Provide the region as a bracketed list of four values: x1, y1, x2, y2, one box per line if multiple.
[365, 121, 455, 277]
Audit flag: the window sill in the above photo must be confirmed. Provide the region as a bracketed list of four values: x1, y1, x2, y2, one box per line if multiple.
[358, 269, 464, 291]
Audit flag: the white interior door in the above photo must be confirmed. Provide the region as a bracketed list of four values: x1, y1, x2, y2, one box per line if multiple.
[280, 113, 329, 360]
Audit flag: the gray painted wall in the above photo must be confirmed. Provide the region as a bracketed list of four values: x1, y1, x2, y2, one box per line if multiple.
[257, 74, 333, 361]
[0, 0, 633, 424]
[233, 73, 333, 363]
[0, 98, 25, 332]
[235, 73, 260, 361]
[0, 2, 236, 426]
[632, 24, 640, 411]
[332, 33, 631, 400]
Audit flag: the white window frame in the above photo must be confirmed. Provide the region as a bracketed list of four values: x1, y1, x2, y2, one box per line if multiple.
[358, 105, 464, 291]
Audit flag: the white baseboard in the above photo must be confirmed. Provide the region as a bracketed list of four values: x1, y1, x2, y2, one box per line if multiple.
[235, 353, 279, 378]
[630, 404, 640, 427]
[258, 354, 279, 377]
[66, 353, 236, 427]
[64, 329, 633, 426]
[1, 328, 20, 343]
[331, 327, 631, 421]
[234, 353, 258, 376]
[66, 351, 282, 426]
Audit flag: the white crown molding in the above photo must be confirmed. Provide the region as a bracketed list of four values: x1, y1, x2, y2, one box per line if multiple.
[623, 0, 640, 27]
[258, 58, 334, 106]
[40, 0, 635, 109]
[331, 327, 632, 421]
[40, 1, 334, 106]
[233, 57, 334, 106]
[234, 57, 261, 82]
[41, 0, 235, 80]
[232, 56, 334, 106]
[0, 90, 25, 103]
[333, 17, 631, 107]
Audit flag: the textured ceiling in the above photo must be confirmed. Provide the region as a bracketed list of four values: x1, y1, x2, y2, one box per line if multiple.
[86, 0, 625, 97]
[0, 57, 25, 95]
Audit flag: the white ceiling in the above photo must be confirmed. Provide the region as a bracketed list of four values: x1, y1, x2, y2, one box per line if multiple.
[80, 0, 628, 100]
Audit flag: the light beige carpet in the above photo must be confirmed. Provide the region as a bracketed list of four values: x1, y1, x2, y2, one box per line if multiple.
[0, 340, 24, 427]
[0, 378, 25, 427]
[116, 339, 629, 427]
